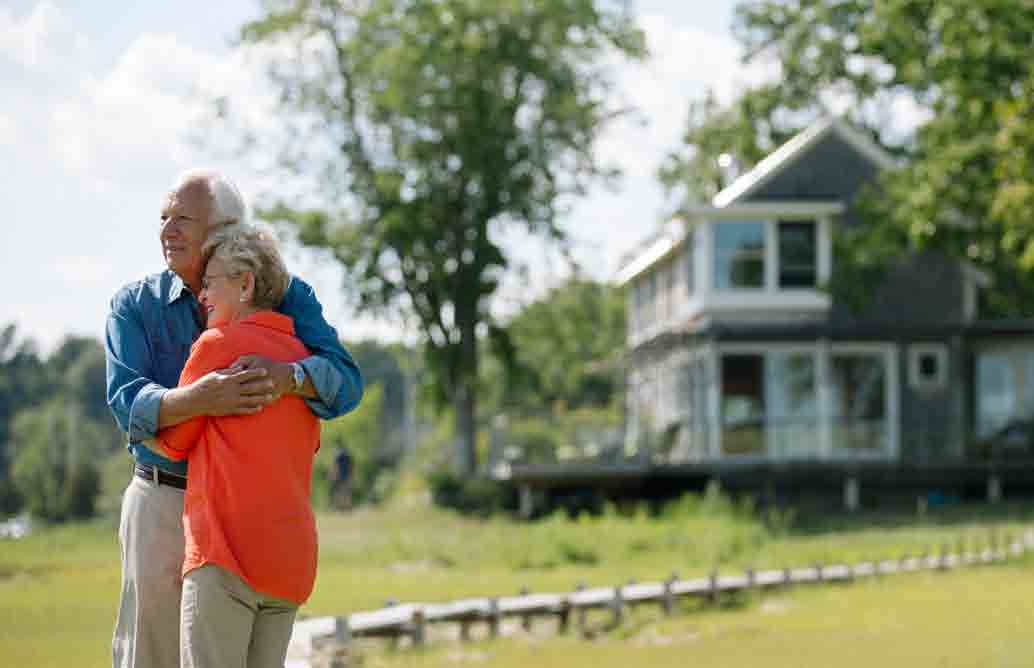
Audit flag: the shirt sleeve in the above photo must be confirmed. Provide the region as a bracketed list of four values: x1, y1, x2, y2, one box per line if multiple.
[104, 289, 167, 442]
[154, 335, 223, 460]
[279, 276, 364, 420]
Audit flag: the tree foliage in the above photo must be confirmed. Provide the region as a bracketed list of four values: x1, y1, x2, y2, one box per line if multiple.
[483, 277, 625, 413]
[0, 327, 118, 519]
[239, 0, 645, 473]
[315, 383, 385, 506]
[662, 0, 1034, 315]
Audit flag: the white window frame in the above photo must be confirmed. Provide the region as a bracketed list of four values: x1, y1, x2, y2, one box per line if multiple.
[705, 341, 899, 462]
[908, 344, 948, 392]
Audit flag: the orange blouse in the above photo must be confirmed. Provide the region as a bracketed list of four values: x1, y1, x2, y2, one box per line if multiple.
[157, 311, 320, 605]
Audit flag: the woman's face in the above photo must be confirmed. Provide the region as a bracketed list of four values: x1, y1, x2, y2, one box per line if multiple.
[200, 256, 247, 328]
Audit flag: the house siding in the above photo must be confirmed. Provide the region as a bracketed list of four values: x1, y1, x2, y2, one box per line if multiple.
[897, 336, 967, 462]
[829, 251, 968, 328]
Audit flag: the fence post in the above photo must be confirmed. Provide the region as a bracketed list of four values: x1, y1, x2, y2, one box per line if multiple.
[746, 567, 756, 592]
[519, 587, 532, 632]
[783, 566, 792, 589]
[709, 569, 720, 605]
[662, 572, 677, 616]
[611, 585, 625, 627]
[558, 597, 571, 635]
[814, 562, 823, 584]
[575, 583, 587, 634]
[385, 598, 400, 650]
[328, 616, 351, 668]
[488, 598, 500, 638]
[411, 608, 426, 647]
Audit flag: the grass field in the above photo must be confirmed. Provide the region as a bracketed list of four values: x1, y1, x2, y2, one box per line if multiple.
[2, 477, 1033, 667]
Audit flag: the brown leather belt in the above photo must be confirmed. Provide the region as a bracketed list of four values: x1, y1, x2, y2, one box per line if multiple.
[134, 463, 187, 490]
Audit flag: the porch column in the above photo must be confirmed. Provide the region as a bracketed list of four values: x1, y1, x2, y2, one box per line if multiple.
[519, 484, 535, 519]
[844, 476, 860, 512]
[987, 475, 1002, 504]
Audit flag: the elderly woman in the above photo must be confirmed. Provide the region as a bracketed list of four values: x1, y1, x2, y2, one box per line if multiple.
[154, 224, 320, 668]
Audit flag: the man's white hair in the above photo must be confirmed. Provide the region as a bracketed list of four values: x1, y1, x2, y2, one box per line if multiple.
[174, 168, 247, 226]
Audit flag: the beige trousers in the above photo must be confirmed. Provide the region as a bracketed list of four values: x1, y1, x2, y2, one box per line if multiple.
[112, 475, 186, 668]
[181, 564, 299, 668]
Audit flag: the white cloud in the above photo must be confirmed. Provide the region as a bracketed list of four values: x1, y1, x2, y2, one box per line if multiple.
[0, 113, 16, 146]
[47, 33, 280, 191]
[0, 1, 85, 71]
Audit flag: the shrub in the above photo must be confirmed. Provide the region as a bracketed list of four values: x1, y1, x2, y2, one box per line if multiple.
[426, 469, 515, 516]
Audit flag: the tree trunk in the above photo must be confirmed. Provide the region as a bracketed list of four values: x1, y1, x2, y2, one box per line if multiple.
[455, 380, 477, 475]
[454, 306, 479, 475]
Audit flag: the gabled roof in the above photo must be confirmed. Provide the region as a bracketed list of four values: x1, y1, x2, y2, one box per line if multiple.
[712, 116, 899, 208]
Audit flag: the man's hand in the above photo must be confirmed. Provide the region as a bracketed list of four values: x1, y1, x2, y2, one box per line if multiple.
[158, 365, 276, 429]
[233, 355, 295, 399]
[234, 354, 320, 399]
[193, 366, 277, 416]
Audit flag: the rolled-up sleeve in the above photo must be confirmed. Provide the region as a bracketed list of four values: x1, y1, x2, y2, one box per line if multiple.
[281, 277, 364, 420]
[105, 290, 167, 442]
[156, 336, 219, 460]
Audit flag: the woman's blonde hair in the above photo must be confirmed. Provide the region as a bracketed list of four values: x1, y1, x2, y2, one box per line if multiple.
[203, 224, 290, 310]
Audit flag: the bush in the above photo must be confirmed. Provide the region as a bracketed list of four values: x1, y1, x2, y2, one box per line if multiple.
[426, 469, 515, 516]
[9, 402, 105, 522]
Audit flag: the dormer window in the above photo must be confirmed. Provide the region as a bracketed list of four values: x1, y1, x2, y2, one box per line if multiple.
[778, 220, 817, 288]
[713, 221, 765, 289]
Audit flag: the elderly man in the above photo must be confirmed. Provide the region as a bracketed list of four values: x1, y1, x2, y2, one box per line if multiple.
[105, 169, 363, 668]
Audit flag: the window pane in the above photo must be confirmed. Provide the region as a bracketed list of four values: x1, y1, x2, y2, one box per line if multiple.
[918, 353, 939, 379]
[830, 354, 887, 453]
[714, 222, 765, 289]
[975, 353, 1016, 438]
[721, 354, 765, 455]
[778, 221, 816, 288]
[766, 353, 819, 458]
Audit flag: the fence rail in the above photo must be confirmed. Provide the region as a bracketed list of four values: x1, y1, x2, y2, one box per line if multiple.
[288, 529, 1034, 668]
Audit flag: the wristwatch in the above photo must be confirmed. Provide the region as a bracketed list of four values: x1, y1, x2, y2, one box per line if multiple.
[290, 362, 306, 392]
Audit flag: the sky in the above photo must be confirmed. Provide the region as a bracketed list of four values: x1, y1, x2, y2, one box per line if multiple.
[0, 0, 771, 353]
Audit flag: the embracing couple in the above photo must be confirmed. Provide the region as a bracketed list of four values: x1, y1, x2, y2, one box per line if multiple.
[104, 169, 364, 668]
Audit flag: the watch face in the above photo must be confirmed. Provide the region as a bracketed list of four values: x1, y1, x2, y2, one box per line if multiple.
[293, 364, 305, 389]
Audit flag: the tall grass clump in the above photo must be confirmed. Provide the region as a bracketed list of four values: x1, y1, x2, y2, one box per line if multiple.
[497, 484, 788, 573]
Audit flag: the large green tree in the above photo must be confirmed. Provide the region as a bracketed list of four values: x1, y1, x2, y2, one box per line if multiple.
[239, 0, 644, 473]
[661, 0, 1034, 315]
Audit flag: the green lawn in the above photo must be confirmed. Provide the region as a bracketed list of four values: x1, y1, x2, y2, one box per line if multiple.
[362, 566, 1034, 668]
[2, 483, 1033, 667]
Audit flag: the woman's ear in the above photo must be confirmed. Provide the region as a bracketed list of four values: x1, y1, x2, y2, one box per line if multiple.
[240, 272, 257, 304]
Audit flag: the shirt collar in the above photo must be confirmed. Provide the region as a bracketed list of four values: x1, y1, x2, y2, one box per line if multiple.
[166, 271, 194, 305]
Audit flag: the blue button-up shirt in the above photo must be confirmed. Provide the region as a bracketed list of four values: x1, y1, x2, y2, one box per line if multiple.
[105, 270, 363, 475]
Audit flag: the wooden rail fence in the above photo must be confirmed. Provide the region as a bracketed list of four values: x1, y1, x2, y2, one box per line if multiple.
[287, 528, 1034, 668]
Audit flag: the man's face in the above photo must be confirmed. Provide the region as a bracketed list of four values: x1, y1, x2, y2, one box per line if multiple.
[159, 181, 212, 284]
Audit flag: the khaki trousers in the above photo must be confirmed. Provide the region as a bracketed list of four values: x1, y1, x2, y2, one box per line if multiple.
[112, 475, 186, 668]
[181, 564, 299, 668]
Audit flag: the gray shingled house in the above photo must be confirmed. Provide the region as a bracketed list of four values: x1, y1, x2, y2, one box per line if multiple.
[500, 116, 1034, 513]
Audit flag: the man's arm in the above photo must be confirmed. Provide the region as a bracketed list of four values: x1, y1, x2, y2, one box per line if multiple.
[262, 276, 363, 419]
[105, 292, 166, 441]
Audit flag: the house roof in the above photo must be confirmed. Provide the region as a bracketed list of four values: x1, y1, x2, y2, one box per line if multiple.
[615, 220, 687, 286]
[712, 116, 899, 208]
